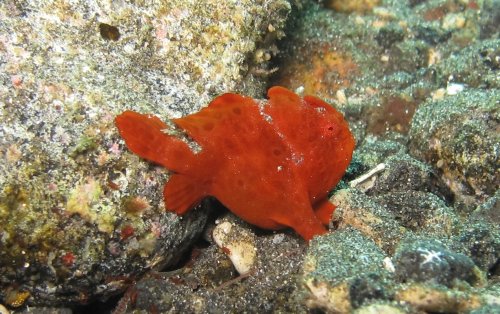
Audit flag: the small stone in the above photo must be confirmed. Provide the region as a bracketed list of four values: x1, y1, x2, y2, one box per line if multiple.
[327, 0, 381, 14]
[336, 89, 347, 105]
[442, 13, 466, 31]
[446, 82, 465, 95]
[212, 220, 257, 275]
[0, 304, 9, 314]
[98, 23, 121, 41]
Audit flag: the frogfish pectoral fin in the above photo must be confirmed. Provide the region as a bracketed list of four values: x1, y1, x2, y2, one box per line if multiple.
[163, 174, 206, 215]
[115, 111, 195, 173]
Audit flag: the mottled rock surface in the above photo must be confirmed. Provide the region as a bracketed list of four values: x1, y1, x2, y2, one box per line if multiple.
[332, 188, 405, 254]
[119, 225, 308, 313]
[276, 1, 499, 313]
[0, 0, 291, 307]
[393, 238, 485, 287]
[409, 89, 499, 211]
[2, 0, 499, 312]
[301, 228, 393, 313]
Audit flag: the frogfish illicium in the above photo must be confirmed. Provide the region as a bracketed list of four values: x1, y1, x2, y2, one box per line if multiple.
[115, 86, 355, 241]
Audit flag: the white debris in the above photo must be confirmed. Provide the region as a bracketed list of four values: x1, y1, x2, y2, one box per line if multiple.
[0, 304, 9, 314]
[295, 86, 305, 95]
[446, 83, 465, 95]
[212, 220, 257, 275]
[349, 163, 386, 191]
[383, 257, 395, 273]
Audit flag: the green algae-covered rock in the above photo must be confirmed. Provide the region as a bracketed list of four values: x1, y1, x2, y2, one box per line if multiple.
[301, 227, 395, 313]
[409, 89, 499, 212]
[393, 237, 485, 288]
[0, 0, 291, 306]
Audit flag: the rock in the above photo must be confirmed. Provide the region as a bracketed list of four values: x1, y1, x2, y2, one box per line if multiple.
[478, 1, 500, 39]
[393, 238, 485, 288]
[391, 238, 499, 313]
[415, 24, 452, 45]
[373, 191, 461, 236]
[435, 40, 500, 89]
[301, 227, 394, 313]
[409, 89, 499, 212]
[368, 153, 450, 198]
[458, 223, 500, 275]
[385, 40, 429, 74]
[471, 190, 500, 224]
[463, 193, 500, 274]
[331, 188, 406, 254]
[0, 0, 291, 306]
[326, 0, 381, 14]
[375, 23, 406, 49]
[395, 283, 484, 313]
[212, 218, 257, 275]
[115, 226, 308, 312]
[15, 307, 71, 314]
[353, 302, 408, 314]
[353, 136, 406, 172]
[470, 303, 500, 314]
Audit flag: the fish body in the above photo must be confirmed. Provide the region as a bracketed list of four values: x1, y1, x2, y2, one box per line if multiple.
[115, 86, 355, 241]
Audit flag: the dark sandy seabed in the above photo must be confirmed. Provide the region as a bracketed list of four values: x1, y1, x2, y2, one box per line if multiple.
[0, 0, 498, 313]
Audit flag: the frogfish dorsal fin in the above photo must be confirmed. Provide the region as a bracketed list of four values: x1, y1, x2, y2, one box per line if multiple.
[172, 93, 257, 146]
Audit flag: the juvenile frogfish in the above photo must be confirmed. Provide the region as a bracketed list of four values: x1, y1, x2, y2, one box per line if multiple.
[115, 87, 355, 241]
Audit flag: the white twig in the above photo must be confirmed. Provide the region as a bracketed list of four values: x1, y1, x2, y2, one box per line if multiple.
[349, 163, 386, 188]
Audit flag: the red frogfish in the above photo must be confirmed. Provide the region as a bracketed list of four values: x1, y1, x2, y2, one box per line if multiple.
[115, 86, 355, 241]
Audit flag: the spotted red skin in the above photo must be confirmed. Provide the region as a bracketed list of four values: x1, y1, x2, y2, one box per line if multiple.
[115, 87, 355, 241]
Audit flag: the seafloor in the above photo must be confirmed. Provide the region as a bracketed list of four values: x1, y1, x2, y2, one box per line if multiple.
[0, 0, 498, 313]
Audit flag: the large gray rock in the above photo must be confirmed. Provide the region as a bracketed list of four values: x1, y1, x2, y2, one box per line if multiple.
[409, 89, 499, 212]
[0, 0, 291, 306]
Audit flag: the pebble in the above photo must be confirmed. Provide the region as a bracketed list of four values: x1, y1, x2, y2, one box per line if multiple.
[212, 220, 257, 275]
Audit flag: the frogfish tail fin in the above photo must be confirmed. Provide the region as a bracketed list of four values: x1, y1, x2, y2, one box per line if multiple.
[163, 174, 206, 215]
[115, 111, 195, 173]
